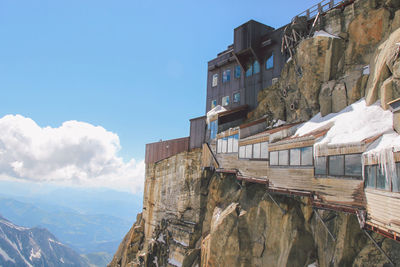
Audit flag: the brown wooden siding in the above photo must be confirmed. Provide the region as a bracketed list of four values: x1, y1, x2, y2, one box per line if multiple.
[365, 189, 400, 235]
[145, 137, 189, 164]
[190, 116, 206, 150]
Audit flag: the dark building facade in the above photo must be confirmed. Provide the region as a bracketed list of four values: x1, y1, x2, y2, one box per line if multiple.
[206, 20, 287, 113]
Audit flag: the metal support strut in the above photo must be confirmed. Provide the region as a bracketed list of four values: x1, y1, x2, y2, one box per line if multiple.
[363, 230, 395, 267]
[314, 209, 336, 242]
[266, 192, 287, 215]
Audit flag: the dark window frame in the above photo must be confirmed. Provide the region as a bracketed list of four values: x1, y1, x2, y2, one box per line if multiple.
[234, 66, 241, 79]
[270, 146, 314, 167]
[238, 141, 269, 161]
[222, 69, 231, 83]
[364, 163, 400, 192]
[314, 153, 362, 180]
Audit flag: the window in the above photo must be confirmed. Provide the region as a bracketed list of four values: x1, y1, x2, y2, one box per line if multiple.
[239, 146, 246, 158]
[270, 151, 279, 165]
[217, 134, 239, 154]
[315, 156, 327, 175]
[233, 93, 240, 103]
[261, 142, 269, 159]
[365, 163, 400, 192]
[245, 145, 253, 158]
[222, 69, 231, 83]
[211, 100, 217, 109]
[279, 150, 289, 165]
[376, 165, 390, 190]
[209, 120, 218, 139]
[253, 143, 261, 159]
[253, 60, 260, 74]
[329, 155, 344, 176]
[235, 66, 241, 78]
[290, 148, 301, 166]
[394, 163, 400, 192]
[365, 165, 376, 188]
[212, 74, 218, 87]
[222, 96, 230, 106]
[345, 154, 362, 176]
[266, 53, 274, 70]
[245, 63, 253, 77]
[316, 154, 362, 179]
[301, 147, 313, 166]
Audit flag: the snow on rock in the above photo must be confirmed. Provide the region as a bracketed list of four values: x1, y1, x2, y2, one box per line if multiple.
[206, 105, 226, 124]
[313, 30, 340, 39]
[273, 119, 286, 128]
[173, 238, 188, 247]
[0, 247, 15, 263]
[294, 99, 393, 157]
[168, 257, 182, 267]
[29, 248, 41, 261]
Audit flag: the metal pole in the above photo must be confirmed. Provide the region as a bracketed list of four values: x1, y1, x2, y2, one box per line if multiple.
[363, 230, 395, 267]
[267, 193, 286, 215]
[314, 209, 336, 242]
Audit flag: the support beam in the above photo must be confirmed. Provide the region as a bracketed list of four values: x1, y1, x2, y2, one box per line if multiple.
[264, 192, 286, 215]
[314, 209, 336, 242]
[363, 230, 395, 267]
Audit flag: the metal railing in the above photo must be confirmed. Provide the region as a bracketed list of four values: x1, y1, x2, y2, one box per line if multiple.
[295, 0, 347, 20]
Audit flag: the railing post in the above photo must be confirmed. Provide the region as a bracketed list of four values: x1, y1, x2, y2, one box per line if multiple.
[306, 9, 310, 19]
[330, 0, 334, 8]
[318, 3, 322, 13]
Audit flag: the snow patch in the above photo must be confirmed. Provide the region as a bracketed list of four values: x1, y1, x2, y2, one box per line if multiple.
[0, 247, 15, 263]
[60, 257, 65, 263]
[157, 234, 165, 244]
[363, 65, 370, 75]
[313, 30, 339, 39]
[168, 258, 182, 267]
[48, 238, 66, 246]
[273, 119, 286, 128]
[308, 262, 318, 267]
[0, 218, 28, 231]
[153, 256, 158, 267]
[173, 238, 188, 247]
[29, 248, 41, 261]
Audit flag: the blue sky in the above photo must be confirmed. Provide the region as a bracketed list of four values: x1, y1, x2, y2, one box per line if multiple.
[0, 0, 322, 162]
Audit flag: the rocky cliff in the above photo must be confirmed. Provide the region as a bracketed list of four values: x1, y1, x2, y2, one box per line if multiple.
[110, 1, 400, 266]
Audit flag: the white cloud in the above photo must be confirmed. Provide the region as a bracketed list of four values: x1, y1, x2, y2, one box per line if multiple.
[0, 114, 145, 193]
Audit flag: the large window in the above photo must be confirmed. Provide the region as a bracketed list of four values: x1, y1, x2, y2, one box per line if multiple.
[212, 74, 218, 87]
[239, 141, 269, 160]
[222, 69, 231, 83]
[233, 92, 240, 103]
[209, 120, 218, 140]
[253, 60, 260, 74]
[234, 66, 241, 79]
[365, 163, 400, 192]
[245, 63, 253, 77]
[217, 134, 238, 154]
[270, 147, 313, 167]
[222, 96, 230, 106]
[315, 154, 362, 179]
[266, 53, 274, 70]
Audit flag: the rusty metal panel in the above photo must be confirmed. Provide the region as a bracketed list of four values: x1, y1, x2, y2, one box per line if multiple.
[145, 137, 189, 164]
[190, 116, 206, 150]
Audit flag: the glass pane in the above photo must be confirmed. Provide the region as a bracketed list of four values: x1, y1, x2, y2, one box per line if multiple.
[301, 147, 313, 166]
[315, 157, 327, 176]
[245, 64, 253, 77]
[376, 165, 390, 190]
[364, 165, 376, 188]
[232, 134, 239, 153]
[227, 137, 233, 153]
[290, 148, 301, 166]
[233, 93, 240, 103]
[210, 120, 217, 139]
[217, 139, 222, 154]
[212, 74, 218, 87]
[260, 142, 269, 159]
[329, 155, 344, 176]
[222, 137, 228, 153]
[394, 163, 400, 192]
[279, 150, 289, 165]
[211, 100, 217, 109]
[239, 146, 246, 158]
[235, 66, 241, 78]
[345, 154, 362, 177]
[270, 151, 278, 165]
[223, 69, 231, 83]
[253, 143, 261, 159]
[266, 53, 274, 69]
[253, 60, 260, 74]
[245, 145, 253, 159]
[222, 96, 230, 106]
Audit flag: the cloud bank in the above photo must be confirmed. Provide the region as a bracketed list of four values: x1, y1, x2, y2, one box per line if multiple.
[0, 114, 145, 193]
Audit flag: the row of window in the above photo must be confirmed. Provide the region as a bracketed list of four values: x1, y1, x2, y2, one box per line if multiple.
[210, 92, 240, 109]
[314, 154, 362, 179]
[365, 163, 400, 192]
[270, 147, 313, 166]
[217, 134, 239, 154]
[239, 142, 269, 159]
[211, 54, 274, 87]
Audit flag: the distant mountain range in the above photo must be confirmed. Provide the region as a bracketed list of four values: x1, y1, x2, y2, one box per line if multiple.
[0, 215, 87, 266]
